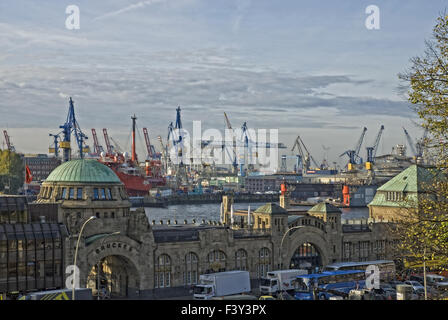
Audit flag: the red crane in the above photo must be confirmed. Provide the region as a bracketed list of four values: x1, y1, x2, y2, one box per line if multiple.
[91, 129, 104, 155]
[103, 128, 113, 155]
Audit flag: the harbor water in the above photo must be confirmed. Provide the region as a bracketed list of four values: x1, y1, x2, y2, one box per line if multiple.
[135, 203, 369, 223]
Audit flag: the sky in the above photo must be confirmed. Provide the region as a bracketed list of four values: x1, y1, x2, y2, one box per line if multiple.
[0, 0, 446, 168]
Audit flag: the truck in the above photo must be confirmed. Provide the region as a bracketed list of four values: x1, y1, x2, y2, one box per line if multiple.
[259, 269, 308, 295]
[193, 271, 251, 300]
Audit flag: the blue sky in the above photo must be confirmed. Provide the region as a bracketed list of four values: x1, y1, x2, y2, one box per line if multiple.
[0, 0, 446, 166]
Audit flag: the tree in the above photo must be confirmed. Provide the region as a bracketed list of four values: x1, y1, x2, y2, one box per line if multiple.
[399, 13, 448, 167]
[0, 150, 24, 194]
[396, 12, 448, 280]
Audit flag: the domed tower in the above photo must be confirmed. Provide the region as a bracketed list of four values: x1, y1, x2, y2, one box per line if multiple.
[36, 159, 131, 235]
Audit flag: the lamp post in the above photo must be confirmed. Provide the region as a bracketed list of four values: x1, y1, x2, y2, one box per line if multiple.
[97, 231, 120, 300]
[72, 216, 96, 300]
[278, 225, 305, 300]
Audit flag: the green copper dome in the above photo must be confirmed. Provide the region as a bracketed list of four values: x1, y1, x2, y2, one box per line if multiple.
[45, 159, 121, 184]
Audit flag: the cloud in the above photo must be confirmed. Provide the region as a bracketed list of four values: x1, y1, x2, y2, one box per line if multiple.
[93, 0, 167, 21]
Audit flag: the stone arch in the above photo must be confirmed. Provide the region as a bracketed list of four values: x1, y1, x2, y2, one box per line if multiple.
[184, 252, 199, 285]
[205, 249, 227, 273]
[256, 247, 272, 278]
[84, 235, 145, 298]
[154, 254, 172, 288]
[284, 227, 330, 270]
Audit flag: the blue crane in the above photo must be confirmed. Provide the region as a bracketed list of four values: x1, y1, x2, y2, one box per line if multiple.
[167, 106, 184, 165]
[59, 97, 89, 162]
[340, 127, 368, 166]
[49, 133, 61, 157]
[366, 125, 384, 163]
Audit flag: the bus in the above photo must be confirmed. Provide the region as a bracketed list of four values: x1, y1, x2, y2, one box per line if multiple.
[294, 270, 365, 300]
[323, 260, 395, 281]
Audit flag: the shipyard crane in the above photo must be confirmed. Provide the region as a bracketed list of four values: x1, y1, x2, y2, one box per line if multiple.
[49, 133, 61, 157]
[59, 97, 89, 162]
[403, 127, 428, 158]
[91, 129, 104, 156]
[366, 125, 384, 164]
[143, 127, 158, 160]
[340, 127, 367, 166]
[157, 135, 169, 174]
[402, 127, 418, 157]
[167, 106, 184, 165]
[291, 135, 319, 173]
[3, 130, 15, 152]
[103, 128, 113, 155]
[224, 112, 238, 173]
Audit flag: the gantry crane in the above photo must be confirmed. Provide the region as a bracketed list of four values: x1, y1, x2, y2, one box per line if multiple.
[403, 127, 427, 159]
[340, 127, 367, 169]
[3, 130, 15, 152]
[291, 135, 319, 174]
[91, 129, 104, 156]
[366, 125, 384, 167]
[58, 97, 89, 162]
[103, 128, 113, 156]
[49, 133, 61, 157]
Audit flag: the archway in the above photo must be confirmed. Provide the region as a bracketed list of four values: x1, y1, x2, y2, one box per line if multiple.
[87, 255, 139, 299]
[289, 243, 323, 273]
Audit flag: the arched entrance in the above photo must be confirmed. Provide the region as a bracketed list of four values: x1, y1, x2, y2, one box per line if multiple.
[289, 243, 322, 273]
[87, 255, 139, 299]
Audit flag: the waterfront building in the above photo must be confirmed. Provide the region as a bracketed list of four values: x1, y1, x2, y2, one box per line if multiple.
[0, 159, 398, 299]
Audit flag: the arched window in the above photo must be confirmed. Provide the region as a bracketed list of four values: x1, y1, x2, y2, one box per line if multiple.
[235, 249, 248, 271]
[184, 252, 199, 285]
[155, 254, 171, 288]
[257, 247, 271, 278]
[207, 250, 226, 273]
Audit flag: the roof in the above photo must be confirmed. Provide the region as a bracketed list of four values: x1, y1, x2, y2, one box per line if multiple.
[45, 159, 121, 184]
[376, 165, 438, 193]
[308, 202, 341, 215]
[288, 215, 305, 224]
[254, 203, 288, 215]
[368, 165, 441, 207]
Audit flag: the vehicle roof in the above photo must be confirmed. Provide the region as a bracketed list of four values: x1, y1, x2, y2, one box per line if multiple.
[325, 260, 394, 268]
[297, 270, 364, 279]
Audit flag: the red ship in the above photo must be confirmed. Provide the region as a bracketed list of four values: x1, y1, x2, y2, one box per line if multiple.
[94, 115, 165, 197]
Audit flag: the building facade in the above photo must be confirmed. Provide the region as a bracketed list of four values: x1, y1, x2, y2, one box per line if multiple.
[1, 159, 398, 299]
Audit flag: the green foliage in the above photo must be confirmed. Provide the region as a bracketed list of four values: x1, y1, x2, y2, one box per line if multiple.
[397, 13, 448, 272]
[0, 150, 24, 194]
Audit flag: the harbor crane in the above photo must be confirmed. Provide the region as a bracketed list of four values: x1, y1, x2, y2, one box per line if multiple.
[340, 127, 367, 168]
[58, 97, 89, 162]
[103, 128, 113, 155]
[224, 112, 238, 173]
[403, 127, 428, 158]
[49, 133, 61, 157]
[366, 125, 384, 164]
[291, 135, 319, 174]
[143, 127, 158, 160]
[3, 130, 15, 152]
[91, 129, 104, 156]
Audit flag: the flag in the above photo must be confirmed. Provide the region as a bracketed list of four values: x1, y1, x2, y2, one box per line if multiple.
[25, 165, 33, 184]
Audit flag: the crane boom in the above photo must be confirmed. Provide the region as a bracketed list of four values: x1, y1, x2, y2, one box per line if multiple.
[103, 128, 113, 155]
[403, 127, 417, 157]
[372, 125, 384, 158]
[354, 127, 368, 160]
[91, 129, 103, 155]
[3, 130, 15, 152]
[143, 127, 153, 159]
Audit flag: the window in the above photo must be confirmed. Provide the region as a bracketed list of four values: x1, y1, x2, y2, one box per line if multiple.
[155, 254, 171, 288]
[93, 188, 99, 200]
[257, 248, 270, 278]
[184, 252, 199, 285]
[100, 189, 106, 200]
[107, 188, 113, 200]
[77, 188, 83, 200]
[61, 188, 67, 199]
[69, 188, 74, 200]
[207, 250, 226, 273]
[235, 249, 248, 271]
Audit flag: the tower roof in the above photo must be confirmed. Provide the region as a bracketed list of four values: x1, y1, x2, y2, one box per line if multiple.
[45, 159, 121, 184]
[376, 164, 438, 193]
[254, 203, 288, 215]
[308, 202, 341, 215]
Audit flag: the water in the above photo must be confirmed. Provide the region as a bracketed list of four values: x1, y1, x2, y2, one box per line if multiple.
[134, 203, 369, 223]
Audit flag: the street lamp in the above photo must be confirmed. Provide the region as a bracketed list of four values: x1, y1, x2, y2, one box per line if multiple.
[72, 216, 96, 300]
[278, 225, 305, 300]
[97, 231, 120, 300]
